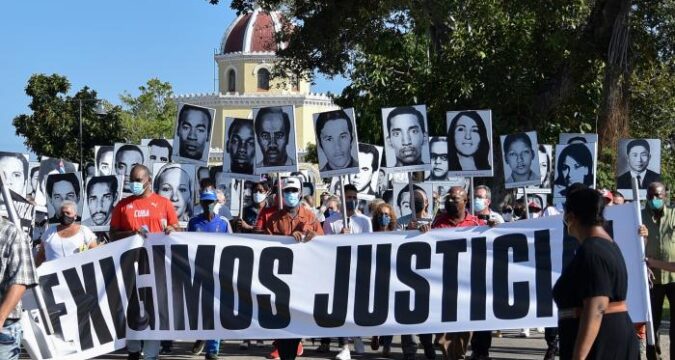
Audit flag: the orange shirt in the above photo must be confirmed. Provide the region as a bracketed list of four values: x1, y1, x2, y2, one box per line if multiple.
[264, 206, 324, 236]
[110, 193, 179, 233]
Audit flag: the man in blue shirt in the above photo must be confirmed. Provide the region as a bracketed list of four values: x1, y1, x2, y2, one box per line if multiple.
[189, 189, 231, 360]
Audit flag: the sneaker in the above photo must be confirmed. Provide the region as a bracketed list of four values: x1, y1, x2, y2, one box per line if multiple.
[297, 342, 304, 356]
[353, 337, 365, 354]
[267, 347, 280, 360]
[127, 352, 141, 360]
[240, 341, 250, 350]
[192, 340, 206, 354]
[336, 347, 351, 360]
[160, 346, 172, 355]
[205, 353, 219, 360]
[317, 343, 330, 353]
[423, 343, 436, 360]
[370, 336, 380, 351]
[382, 344, 391, 358]
[518, 328, 530, 338]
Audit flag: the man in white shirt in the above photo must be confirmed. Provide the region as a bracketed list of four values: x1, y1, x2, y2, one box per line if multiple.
[473, 185, 505, 224]
[319, 184, 370, 359]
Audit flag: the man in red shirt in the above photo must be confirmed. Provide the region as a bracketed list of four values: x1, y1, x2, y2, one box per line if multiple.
[425, 186, 486, 360]
[264, 177, 323, 360]
[110, 164, 179, 360]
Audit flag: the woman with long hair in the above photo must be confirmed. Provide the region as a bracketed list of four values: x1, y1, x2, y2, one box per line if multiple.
[553, 143, 594, 198]
[447, 111, 491, 172]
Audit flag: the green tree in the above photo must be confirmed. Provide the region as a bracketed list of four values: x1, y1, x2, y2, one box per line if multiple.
[119, 78, 177, 143]
[12, 73, 125, 163]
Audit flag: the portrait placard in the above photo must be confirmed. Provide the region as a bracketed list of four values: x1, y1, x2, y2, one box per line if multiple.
[141, 138, 173, 164]
[425, 137, 450, 182]
[552, 143, 597, 199]
[381, 105, 431, 173]
[314, 108, 360, 178]
[27, 161, 40, 198]
[253, 105, 298, 174]
[95, 146, 114, 176]
[500, 131, 541, 189]
[45, 172, 83, 224]
[35, 157, 79, 207]
[113, 143, 150, 194]
[445, 110, 494, 177]
[172, 103, 216, 166]
[152, 162, 196, 224]
[616, 139, 661, 199]
[527, 144, 554, 194]
[81, 175, 123, 231]
[223, 118, 260, 181]
[328, 143, 382, 199]
[558, 133, 599, 145]
[0, 151, 30, 198]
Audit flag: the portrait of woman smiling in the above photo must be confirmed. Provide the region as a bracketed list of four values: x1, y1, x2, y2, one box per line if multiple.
[446, 110, 493, 177]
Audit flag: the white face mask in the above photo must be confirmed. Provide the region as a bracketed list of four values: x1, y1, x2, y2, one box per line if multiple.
[253, 192, 267, 204]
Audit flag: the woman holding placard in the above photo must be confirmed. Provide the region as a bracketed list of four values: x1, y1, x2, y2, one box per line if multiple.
[553, 188, 638, 359]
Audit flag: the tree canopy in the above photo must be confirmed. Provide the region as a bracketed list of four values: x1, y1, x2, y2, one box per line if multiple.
[119, 78, 177, 144]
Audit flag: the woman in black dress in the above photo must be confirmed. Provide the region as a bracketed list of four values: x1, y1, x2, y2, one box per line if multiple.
[552, 188, 639, 359]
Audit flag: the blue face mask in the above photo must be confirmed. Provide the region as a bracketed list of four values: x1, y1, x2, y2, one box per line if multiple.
[473, 198, 487, 212]
[131, 181, 145, 196]
[379, 214, 391, 227]
[649, 198, 664, 210]
[283, 192, 300, 208]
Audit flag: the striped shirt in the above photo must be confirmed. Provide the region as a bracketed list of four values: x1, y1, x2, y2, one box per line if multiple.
[0, 218, 38, 320]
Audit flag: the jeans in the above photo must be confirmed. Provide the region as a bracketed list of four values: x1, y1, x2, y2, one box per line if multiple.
[128, 339, 161, 360]
[0, 321, 22, 360]
[206, 340, 220, 355]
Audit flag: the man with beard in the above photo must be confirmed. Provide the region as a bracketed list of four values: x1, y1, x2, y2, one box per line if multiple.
[316, 110, 357, 172]
[386, 106, 426, 167]
[348, 144, 379, 196]
[84, 176, 118, 227]
[426, 137, 448, 181]
[226, 118, 255, 174]
[176, 104, 212, 161]
[255, 107, 295, 167]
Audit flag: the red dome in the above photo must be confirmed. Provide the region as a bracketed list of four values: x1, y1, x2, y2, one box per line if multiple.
[221, 9, 286, 54]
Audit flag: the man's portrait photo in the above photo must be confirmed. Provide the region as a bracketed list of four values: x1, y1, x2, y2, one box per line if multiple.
[445, 110, 494, 177]
[559, 133, 599, 145]
[113, 143, 149, 193]
[425, 137, 449, 182]
[347, 143, 381, 197]
[500, 131, 541, 189]
[223, 117, 258, 180]
[172, 103, 215, 165]
[35, 157, 78, 207]
[82, 175, 121, 230]
[0, 152, 29, 197]
[313, 108, 360, 178]
[381, 105, 431, 173]
[392, 182, 433, 219]
[95, 146, 114, 176]
[616, 139, 661, 191]
[27, 162, 40, 199]
[45, 172, 83, 223]
[253, 105, 298, 173]
[142, 138, 173, 163]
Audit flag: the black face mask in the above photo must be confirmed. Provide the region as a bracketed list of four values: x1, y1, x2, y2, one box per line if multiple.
[445, 201, 459, 216]
[414, 199, 425, 213]
[60, 214, 76, 226]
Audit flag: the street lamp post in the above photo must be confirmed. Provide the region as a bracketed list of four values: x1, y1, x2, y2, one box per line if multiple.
[78, 99, 107, 176]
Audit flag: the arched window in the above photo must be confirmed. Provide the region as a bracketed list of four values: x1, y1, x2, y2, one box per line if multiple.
[227, 69, 236, 92]
[257, 68, 270, 91]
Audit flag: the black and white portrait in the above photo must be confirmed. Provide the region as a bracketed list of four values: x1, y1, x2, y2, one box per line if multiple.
[528, 144, 554, 193]
[445, 110, 493, 177]
[381, 105, 431, 173]
[559, 133, 599, 145]
[113, 143, 149, 194]
[153, 163, 195, 223]
[223, 117, 258, 180]
[27, 162, 40, 199]
[500, 131, 541, 189]
[253, 105, 298, 174]
[172, 103, 215, 165]
[81, 175, 122, 231]
[553, 142, 597, 198]
[314, 108, 360, 178]
[141, 138, 173, 163]
[95, 146, 114, 176]
[425, 137, 449, 182]
[616, 139, 661, 191]
[392, 182, 434, 219]
[84, 162, 96, 185]
[35, 158, 78, 207]
[45, 172, 83, 223]
[347, 143, 381, 198]
[0, 152, 29, 197]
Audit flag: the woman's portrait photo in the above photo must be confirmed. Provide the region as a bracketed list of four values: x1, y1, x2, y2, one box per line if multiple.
[445, 110, 493, 177]
[500, 131, 541, 189]
[553, 142, 596, 198]
[528, 144, 554, 193]
[152, 163, 195, 223]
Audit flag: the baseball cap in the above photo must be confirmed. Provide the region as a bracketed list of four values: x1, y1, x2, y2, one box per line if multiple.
[599, 189, 613, 201]
[282, 177, 301, 191]
[200, 190, 217, 201]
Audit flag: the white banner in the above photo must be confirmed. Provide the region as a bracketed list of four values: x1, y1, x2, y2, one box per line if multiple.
[22, 204, 649, 360]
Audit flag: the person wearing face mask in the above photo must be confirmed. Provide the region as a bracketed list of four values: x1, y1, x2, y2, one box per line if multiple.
[35, 200, 97, 266]
[399, 187, 433, 231]
[235, 181, 271, 233]
[425, 186, 485, 360]
[473, 185, 504, 225]
[641, 182, 675, 360]
[263, 176, 323, 360]
[317, 183, 371, 359]
[109, 164, 178, 360]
